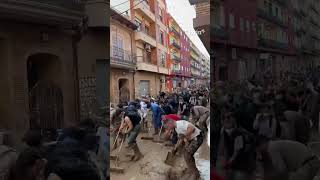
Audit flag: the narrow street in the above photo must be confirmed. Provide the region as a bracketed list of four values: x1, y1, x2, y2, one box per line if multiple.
[111, 110, 210, 180]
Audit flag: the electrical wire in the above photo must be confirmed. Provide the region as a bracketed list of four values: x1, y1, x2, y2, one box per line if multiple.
[111, 0, 146, 17]
[111, 0, 130, 8]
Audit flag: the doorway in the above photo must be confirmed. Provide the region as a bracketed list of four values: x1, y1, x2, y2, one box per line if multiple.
[27, 53, 63, 130]
[119, 78, 130, 104]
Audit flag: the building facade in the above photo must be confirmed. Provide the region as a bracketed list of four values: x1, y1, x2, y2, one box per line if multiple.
[212, 0, 320, 82]
[190, 42, 202, 84]
[78, 0, 110, 119]
[110, 8, 137, 105]
[189, 0, 210, 50]
[130, 0, 170, 98]
[167, 14, 192, 90]
[0, 1, 85, 147]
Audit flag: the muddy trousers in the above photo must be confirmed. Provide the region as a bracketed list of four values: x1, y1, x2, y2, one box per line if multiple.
[127, 124, 141, 145]
[184, 132, 204, 176]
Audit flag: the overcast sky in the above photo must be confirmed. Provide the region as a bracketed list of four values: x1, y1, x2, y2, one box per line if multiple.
[110, 0, 209, 58]
[166, 0, 209, 58]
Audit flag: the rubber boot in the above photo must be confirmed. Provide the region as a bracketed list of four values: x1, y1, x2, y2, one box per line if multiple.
[132, 143, 143, 161]
[183, 152, 200, 180]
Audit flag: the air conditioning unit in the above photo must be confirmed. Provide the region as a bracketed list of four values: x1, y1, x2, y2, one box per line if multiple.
[145, 44, 151, 53]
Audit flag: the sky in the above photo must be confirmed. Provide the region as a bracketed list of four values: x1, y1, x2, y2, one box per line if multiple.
[166, 0, 210, 58]
[110, 0, 209, 58]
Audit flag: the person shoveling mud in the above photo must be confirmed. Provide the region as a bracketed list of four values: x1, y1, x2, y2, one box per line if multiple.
[164, 119, 204, 180]
[119, 107, 144, 161]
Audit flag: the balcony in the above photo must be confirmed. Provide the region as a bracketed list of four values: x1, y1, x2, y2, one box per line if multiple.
[136, 61, 158, 73]
[212, 25, 228, 40]
[159, 66, 169, 75]
[189, 0, 209, 5]
[135, 30, 157, 47]
[134, 0, 155, 22]
[258, 38, 288, 50]
[170, 41, 181, 50]
[170, 27, 180, 37]
[171, 54, 181, 62]
[257, 8, 287, 28]
[190, 53, 200, 63]
[191, 64, 201, 70]
[172, 70, 182, 75]
[0, 0, 85, 27]
[111, 46, 136, 69]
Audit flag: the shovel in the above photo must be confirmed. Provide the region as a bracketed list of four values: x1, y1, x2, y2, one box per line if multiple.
[164, 150, 176, 166]
[164, 139, 183, 166]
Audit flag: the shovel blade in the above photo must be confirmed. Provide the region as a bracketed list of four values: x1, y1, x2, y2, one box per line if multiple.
[164, 152, 175, 166]
[141, 136, 154, 140]
[110, 167, 125, 173]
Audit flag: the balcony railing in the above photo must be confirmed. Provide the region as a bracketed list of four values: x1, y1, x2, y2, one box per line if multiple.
[212, 25, 228, 39]
[172, 70, 182, 75]
[170, 27, 180, 37]
[191, 64, 201, 70]
[111, 46, 136, 67]
[171, 54, 181, 61]
[171, 41, 181, 49]
[257, 8, 287, 28]
[258, 38, 288, 50]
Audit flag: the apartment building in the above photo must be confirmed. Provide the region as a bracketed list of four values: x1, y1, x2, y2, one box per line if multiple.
[212, 0, 320, 82]
[110, 8, 137, 105]
[129, 0, 169, 97]
[167, 14, 192, 90]
[190, 42, 202, 84]
[291, 0, 320, 69]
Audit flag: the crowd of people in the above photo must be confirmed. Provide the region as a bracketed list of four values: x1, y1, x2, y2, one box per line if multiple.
[0, 108, 109, 180]
[212, 67, 320, 180]
[110, 85, 210, 180]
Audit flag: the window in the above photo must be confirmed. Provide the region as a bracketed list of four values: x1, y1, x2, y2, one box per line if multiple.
[229, 13, 235, 29]
[275, 7, 279, 17]
[246, 20, 250, 32]
[159, 7, 163, 22]
[161, 52, 166, 67]
[135, 19, 142, 31]
[145, 25, 150, 35]
[240, 18, 244, 31]
[160, 31, 164, 45]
